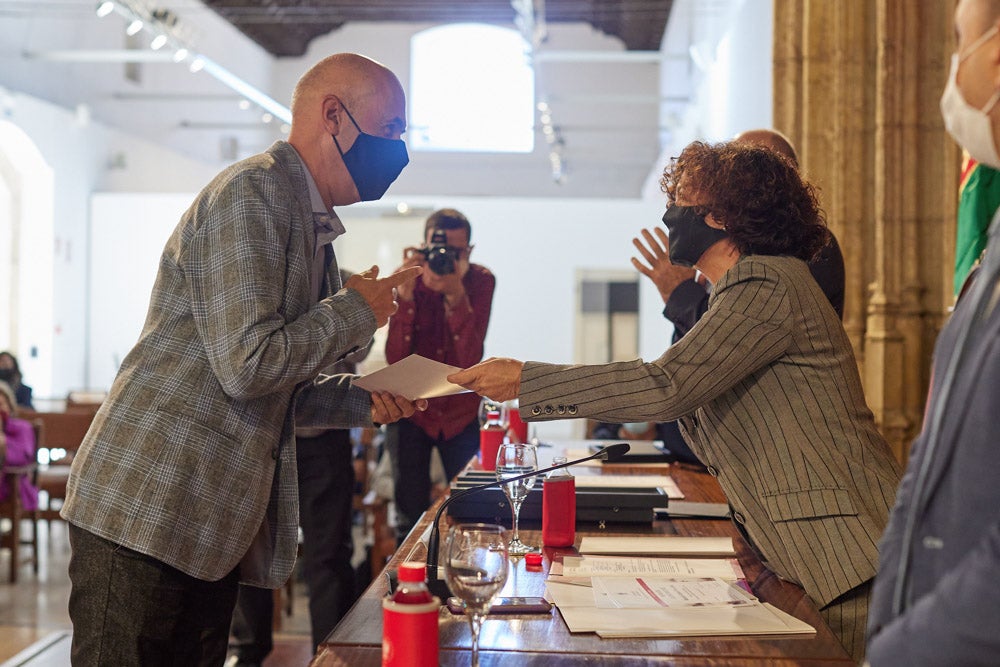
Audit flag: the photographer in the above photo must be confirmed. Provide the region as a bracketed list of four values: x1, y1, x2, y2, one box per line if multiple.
[385, 208, 495, 541]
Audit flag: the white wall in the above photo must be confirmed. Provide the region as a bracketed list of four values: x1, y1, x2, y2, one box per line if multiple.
[643, 0, 774, 198]
[87, 192, 673, 439]
[88, 193, 194, 389]
[0, 90, 215, 398]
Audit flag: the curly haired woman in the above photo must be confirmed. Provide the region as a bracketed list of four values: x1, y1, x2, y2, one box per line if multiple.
[450, 140, 902, 662]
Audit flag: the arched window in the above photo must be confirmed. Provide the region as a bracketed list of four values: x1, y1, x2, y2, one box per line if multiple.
[410, 24, 535, 153]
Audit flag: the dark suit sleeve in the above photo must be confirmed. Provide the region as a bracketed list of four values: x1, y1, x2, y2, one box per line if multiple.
[662, 278, 709, 343]
[807, 233, 845, 320]
[867, 517, 1000, 666]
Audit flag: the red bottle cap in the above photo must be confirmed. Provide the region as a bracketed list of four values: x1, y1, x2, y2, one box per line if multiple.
[398, 561, 427, 583]
[525, 553, 543, 566]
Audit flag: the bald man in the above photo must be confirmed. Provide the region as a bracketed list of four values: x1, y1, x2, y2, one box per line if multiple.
[62, 54, 425, 666]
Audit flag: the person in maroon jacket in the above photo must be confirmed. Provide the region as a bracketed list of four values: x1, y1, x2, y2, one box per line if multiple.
[385, 208, 495, 541]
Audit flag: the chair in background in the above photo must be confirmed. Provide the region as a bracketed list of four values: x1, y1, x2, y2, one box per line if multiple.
[65, 390, 106, 412]
[353, 427, 396, 580]
[31, 411, 96, 523]
[0, 419, 41, 582]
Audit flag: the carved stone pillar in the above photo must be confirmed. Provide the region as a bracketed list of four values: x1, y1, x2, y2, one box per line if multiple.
[773, 0, 958, 463]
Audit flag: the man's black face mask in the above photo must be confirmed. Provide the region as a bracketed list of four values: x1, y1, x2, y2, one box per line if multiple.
[332, 104, 409, 201]
[661, 205, 729, 268]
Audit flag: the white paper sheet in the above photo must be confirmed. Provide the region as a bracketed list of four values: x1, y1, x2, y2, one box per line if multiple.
[556, 556, 744, 580]
[351, 354, 469, 400]
[573, 474, 684, 499]
[546, 577, 814, 636]
[578, 536, 736, 557]
[591, 576, 757, 609]
[584, 604, 816, 638]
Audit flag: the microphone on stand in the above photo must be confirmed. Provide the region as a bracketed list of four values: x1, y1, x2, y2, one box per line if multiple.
[420, 442, 631, 600]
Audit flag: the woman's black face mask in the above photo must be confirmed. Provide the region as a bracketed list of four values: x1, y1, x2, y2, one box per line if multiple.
[661, 205, 729, 268]
[332, 104, 409, 201]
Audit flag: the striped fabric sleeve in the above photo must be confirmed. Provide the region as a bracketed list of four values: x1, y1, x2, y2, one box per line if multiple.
[520, 260, 793, 423]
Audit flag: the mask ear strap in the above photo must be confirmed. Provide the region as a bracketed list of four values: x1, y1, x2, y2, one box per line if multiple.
[339, 102, 362, 133]
[331, 102, 364, 157]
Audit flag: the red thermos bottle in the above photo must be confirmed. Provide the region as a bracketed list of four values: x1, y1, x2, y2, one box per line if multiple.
[382, 561, 439, 666]
[542, 457, 576, 547]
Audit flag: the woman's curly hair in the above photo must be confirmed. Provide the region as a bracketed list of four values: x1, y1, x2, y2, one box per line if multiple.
[659, 141, 829, 261]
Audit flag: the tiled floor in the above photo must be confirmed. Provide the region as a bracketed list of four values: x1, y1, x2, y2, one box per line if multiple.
[0, 520, 317, 666]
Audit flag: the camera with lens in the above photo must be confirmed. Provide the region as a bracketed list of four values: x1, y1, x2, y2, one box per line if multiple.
[417, 228, 460, 275]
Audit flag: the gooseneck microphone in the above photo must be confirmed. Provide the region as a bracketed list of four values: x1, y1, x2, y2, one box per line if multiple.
[422, 442, 631, 600]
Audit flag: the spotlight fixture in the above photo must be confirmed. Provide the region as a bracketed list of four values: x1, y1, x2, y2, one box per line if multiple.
[45, 0, 294, 131]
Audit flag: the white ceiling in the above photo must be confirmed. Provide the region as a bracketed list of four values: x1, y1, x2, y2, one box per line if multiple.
[0, 0, 734, 199]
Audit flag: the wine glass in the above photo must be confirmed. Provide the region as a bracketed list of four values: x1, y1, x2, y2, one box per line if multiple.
[444, 523, 509, 667]
[496, 442, 539, 556]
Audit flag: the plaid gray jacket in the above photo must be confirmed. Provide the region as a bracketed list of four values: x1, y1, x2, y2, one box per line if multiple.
[63, 141, 376, 587]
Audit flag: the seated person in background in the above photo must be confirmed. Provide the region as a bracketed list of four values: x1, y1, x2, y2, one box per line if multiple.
[620, 129, 846, 467]
[384, 208, 495, 542]
[0, 352, 34, 410]
[0, 381, 39, 511]
[450, 140, 901, 663]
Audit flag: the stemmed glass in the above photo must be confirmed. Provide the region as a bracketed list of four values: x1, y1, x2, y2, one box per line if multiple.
[495, 442, 539, 556]
[444, 523, 509, 667]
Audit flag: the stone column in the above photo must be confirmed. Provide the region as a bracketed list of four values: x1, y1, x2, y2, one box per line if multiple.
[773, 0, 958, 463]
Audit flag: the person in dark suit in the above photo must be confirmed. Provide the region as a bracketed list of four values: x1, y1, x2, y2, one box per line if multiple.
[62, 53, 426, 666]
[866, 0, 1000, 663]
[451, 141, 901, 662]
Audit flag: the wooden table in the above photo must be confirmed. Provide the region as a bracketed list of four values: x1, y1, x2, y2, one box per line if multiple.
[313, 451, 852, 666]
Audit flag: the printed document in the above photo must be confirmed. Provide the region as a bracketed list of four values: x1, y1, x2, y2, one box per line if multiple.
[555, 555, 744, 579]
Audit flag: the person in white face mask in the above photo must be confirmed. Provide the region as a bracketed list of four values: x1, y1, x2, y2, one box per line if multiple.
[866, 1, 1000, 664]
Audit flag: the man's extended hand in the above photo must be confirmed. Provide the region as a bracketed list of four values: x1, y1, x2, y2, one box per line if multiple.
[447, 357, 523, 402]
[393, 247, 425, 302]
[631, 227, 696, 304]
[346, 265, 421, 328]
[370, 390, 428, 425]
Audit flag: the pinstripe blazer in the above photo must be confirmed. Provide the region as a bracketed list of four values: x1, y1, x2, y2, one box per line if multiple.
[520, 255, 901, 607]
[63, 141, 377, 587]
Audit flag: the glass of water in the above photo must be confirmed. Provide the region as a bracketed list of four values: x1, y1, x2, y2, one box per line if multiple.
[444, 523, 509, 667]
[495, 442, 539, 556]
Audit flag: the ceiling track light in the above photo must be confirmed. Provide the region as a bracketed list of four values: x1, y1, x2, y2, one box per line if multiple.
[512, 0, 565, 184]
[84, 0, 292, 129]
